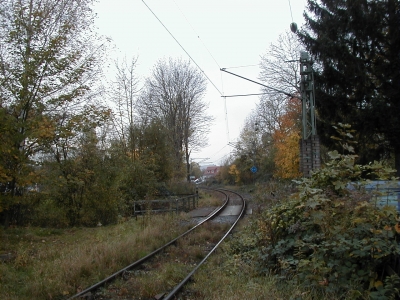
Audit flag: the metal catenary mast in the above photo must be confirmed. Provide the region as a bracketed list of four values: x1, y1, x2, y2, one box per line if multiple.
[221, 51, 320, 177]
[298, 51, 320, 176]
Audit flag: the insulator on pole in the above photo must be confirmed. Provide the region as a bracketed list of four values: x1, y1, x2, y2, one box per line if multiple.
[290, 22, 298, 33]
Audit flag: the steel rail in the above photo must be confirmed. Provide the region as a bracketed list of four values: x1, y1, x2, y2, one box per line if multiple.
[67, 189, 229, 300]
[163, 188, 246, 299]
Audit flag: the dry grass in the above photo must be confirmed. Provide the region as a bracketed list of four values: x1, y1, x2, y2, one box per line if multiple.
[94, 218, 233, 299]
[0, 190, 221, 299]
[185, 219, 341, 300]
[0, 213, 187, 300]
[198, 190, 226, 207]
[187, 250, 311, 300]
[0, 189, 331, 300]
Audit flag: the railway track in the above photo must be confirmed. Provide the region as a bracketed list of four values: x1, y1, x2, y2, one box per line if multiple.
[67, 187, 246, 300]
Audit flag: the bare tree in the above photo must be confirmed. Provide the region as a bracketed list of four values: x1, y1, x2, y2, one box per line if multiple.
[257, 30, 303, 134]
[138, 58, 211, 181]
[109, 56, 140, 159]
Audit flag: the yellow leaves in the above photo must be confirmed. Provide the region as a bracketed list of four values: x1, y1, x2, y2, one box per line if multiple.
[228, 164, 241, 184]
[370, 229, 382, 235]
[333, 180, 346, 190]
[273, 130, 302, 178]
[0, 166, 12, 182]
[352, 217, 366, 225]
[272, 97, 302, 179]
[355, 201, 370, 208]
[369, 224, 398, 235]
[333, 201, 345, 207]
[30, 115, 56, 141]
[257, 220, 268, 235]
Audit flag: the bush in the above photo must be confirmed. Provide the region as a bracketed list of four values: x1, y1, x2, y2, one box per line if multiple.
[33, 198, 70, 227]
[252, 125, 400, 299]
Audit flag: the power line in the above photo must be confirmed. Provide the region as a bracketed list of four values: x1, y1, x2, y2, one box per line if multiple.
[163, 0, 230, 143]
[223, 96, 230, 142]
[141, 0, 223, 96]
[222, 92, 273, 98]
[222, 64, 259, 69]
[207, 144, 230, 164]
[220, 68, 298, 99]
[220, 74, 229, 142]
[288, 0, 294, 23]
[173, 0, 221, 69]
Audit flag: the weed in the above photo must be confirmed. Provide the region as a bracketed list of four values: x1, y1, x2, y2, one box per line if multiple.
[243, 124, 400, 298]
[0, 215, 186, 299]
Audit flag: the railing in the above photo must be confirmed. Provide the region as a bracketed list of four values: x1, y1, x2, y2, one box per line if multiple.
[133, 193, 199, 215]
[349, 180, 400, 212]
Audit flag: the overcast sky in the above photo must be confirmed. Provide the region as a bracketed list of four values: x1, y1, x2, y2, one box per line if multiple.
[94, 0, 308, 166]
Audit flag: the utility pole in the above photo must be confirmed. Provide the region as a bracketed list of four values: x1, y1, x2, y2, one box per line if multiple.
[299, 51, 320, 177]
[220, 50, 321, 177]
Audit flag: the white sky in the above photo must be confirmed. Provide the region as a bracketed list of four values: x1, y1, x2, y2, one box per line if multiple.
[94, 0, 307, 166]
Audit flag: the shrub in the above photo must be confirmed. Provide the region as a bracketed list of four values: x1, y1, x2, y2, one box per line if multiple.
[253, 124, 400, 299]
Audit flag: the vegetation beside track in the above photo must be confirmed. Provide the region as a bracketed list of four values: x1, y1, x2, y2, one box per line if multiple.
[0, 213, 189, 299]
[189, 127, 400, 300]
[94, 221, 231, 299]
[0, 191, 224, 299]
[3, 137, 400, 300]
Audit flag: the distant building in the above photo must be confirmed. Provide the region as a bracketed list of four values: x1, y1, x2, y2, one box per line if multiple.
[203, 166, 220, 178]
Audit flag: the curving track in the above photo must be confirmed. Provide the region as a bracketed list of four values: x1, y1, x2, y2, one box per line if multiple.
[163, 188, 246, 300]
[67, 187, 246, 300]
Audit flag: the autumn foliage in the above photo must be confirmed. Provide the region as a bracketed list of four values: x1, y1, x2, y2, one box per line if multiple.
[272, 97, 302, 179]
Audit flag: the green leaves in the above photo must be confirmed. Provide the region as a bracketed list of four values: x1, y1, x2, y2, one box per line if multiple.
[328, 150, 340, 160]
[0, 0, 109, 224]
[250, 124, 400, 297]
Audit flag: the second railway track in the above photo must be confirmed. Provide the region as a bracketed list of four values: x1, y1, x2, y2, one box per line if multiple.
[68, 187, 246, 300]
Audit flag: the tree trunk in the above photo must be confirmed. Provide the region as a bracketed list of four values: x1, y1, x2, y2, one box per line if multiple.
[185, 142, 191, 182]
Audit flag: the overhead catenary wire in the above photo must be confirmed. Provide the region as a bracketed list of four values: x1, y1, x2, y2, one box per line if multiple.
[141, 0, 223, 96]
[173, 0, 221, 70]
[205, 144, 229, 165]
[223, 96, 230, 142]
[222, 92, 275, 98]
[288, 0, 294, 23]
[220, 68, 299, 99]
[222, 64, 259, 70]
[172, 0, 230, 143]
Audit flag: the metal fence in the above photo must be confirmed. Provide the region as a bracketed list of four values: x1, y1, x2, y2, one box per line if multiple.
[365, 181, 400, 212]
[349, 180, 400, 212]
[133, 194, 199, 216]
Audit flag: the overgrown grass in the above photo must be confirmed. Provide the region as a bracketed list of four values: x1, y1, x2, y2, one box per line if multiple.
[3, 187, 346, 300]
[0, 213, 189, 299]
[0, 189, 225, 299]
[198, 190, 225, 207]
[253, 179, 297, 207]
[192, 256, 310, 299]
[187, 222, 341, 300]
[93, 217, 232, 299]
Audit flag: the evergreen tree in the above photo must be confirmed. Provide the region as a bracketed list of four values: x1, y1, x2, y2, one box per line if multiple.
[298, 0, 400, 174]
